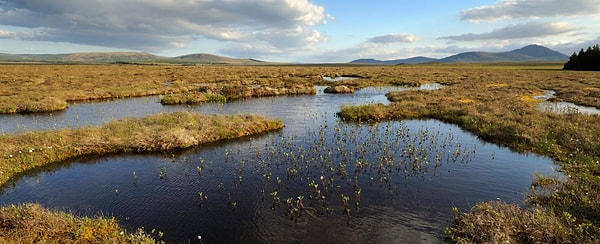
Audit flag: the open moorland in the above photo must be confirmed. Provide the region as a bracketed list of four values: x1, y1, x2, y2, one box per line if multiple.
[1, 63, 599, 242]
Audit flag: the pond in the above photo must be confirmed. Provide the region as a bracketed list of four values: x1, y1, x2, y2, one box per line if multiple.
[0, 86, 558, 243]
[322, 76, 359, 81]
[534, 90, 600, 115]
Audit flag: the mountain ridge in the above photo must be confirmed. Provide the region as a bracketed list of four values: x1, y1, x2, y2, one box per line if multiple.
[350, 44, 569, 64]
[0, 52, 262, 65]
[0, 44, 570, 64]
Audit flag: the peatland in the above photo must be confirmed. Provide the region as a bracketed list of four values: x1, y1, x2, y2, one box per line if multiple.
[1, 62, 599, 242]
[336, 63, 600, 243]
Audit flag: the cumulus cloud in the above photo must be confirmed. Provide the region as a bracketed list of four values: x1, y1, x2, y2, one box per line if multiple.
[0, 0, 330, 53]
[439, 22, 580, 41]
[461, 0, 600, 22]
[368, 33, 418, 44]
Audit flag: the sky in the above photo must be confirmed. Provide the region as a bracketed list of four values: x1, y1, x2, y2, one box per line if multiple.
[0, 0, 599, 63]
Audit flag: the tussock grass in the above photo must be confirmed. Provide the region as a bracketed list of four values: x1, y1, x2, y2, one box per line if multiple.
[3, 62, 598, 241]
[160, 84, 315, 105]
[0, 111, 283, 186]
[445, 201, 583, 243]
[0, 203, 159, 243]
[0, 64, 322, 113]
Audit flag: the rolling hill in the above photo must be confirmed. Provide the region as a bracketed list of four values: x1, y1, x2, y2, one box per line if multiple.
[350, 56, 438, 65]
[350, 44, 569, 64]
[0, 44, 569, 64]
[172, 53, 262, 64]
[440, 45, 569, 63]
[0, 52, 263, 65]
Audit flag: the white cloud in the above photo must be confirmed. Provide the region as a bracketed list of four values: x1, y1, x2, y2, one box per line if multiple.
[439, 22, 580, 41]
[0, 0, 330, 53]
[368, 33, 419, 44]
[0, 28, 38, 39]
[461, 0, 600, 22]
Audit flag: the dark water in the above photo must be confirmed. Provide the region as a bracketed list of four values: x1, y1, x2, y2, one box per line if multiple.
[0, 86, 558, 243]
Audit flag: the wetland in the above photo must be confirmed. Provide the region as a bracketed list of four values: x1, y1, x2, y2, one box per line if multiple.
[1, 86, 557, 242]
[1, 63, 599, 243]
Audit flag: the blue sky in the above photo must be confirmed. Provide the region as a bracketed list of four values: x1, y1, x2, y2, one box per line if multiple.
[1, 0, 599, 62]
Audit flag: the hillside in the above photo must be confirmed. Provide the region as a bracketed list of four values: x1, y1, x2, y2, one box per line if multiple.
[173, 53, 261, 64]
[440, 45, 569, 63]
[351, 56, 438, 65]
[1, 44, 569, 64]
[0, 52, 262, 65]
[350, 44, 569, 64]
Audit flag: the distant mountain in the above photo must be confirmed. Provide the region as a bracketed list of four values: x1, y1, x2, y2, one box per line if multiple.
[0, 52, 264, 64]
[440, 45, 568, 63]
[350, 56, 438, 64]
[0, 44, 570, 64]
[0, 52, 164, 63]
[438, 51, 533, 63]
[350, 44, 569, 64]
[173, 53, 261, 64]
[60, 52, 163, 62]
[509, 45, 569, 60]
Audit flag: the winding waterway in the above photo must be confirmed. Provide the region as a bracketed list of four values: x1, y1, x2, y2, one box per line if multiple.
[0, 86, 558, 243]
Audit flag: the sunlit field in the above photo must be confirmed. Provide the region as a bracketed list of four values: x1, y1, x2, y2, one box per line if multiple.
[1, 63, 599, 242]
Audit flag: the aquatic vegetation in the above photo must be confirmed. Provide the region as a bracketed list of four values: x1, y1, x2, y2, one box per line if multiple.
[334, 65, 600, 242]
[2, 63, 597, 242]
[211, 118, 476, 222]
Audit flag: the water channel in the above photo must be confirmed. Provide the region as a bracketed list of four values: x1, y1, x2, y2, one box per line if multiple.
[0, 86, 558, 243]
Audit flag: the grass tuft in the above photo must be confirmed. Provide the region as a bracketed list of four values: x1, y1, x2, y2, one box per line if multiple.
[0, 203, 159, 243]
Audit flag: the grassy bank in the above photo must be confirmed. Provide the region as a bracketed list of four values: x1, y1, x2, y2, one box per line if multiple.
[0, 64, 324, 113]
[0, 63, 477, 113]
[336, 64, 600, 242]
[160, 83, 316, 105]
[0, 203, 158, 243]
[0, 111, 283, 186]
[0, 111, 282, 243]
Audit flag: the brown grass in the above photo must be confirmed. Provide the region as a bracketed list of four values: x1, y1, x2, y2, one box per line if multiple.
[445, 201, 585, 243]
[0, 203, 159, 243]
[0, 111, 283, 187]
[0, 64, 324, 113]
[2, 62, 599, 242]
[0, 63, 466, 113]
[334, 63, 600, 242]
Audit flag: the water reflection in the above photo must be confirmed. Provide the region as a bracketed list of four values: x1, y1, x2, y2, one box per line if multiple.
[323, 76, 358, 81]
[534, 90, 600, 115]
[1, 86, 398, 134]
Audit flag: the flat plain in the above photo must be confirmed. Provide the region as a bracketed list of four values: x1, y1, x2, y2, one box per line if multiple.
[1, 63, 599, 243]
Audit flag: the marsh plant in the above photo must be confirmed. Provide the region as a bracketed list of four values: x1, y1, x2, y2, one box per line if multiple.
[191, 118, 475, 221]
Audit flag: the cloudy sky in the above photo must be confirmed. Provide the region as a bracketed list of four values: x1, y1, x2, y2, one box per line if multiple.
[1, 0, 599, 62]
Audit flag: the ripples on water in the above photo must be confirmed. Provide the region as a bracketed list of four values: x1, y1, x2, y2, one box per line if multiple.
[0, 86, 557, 243]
